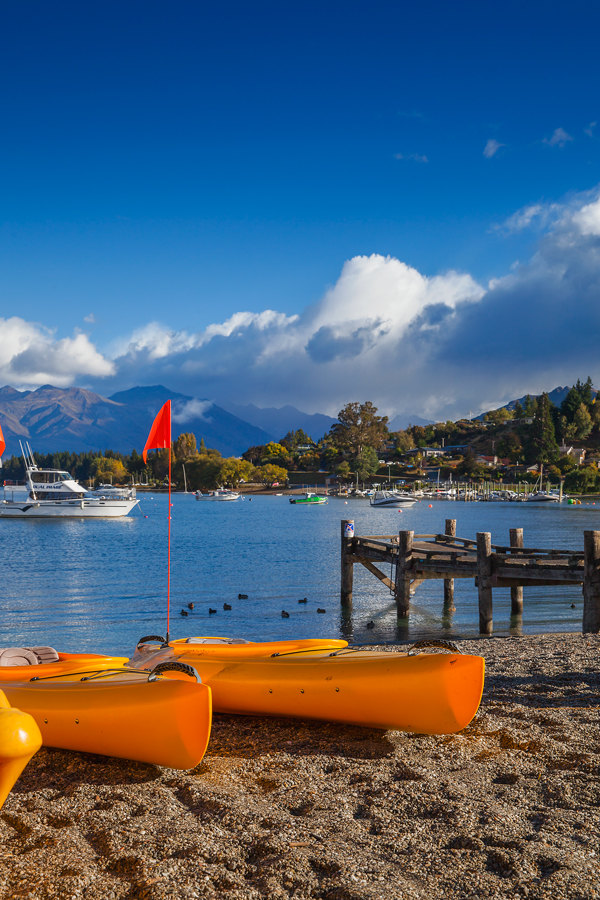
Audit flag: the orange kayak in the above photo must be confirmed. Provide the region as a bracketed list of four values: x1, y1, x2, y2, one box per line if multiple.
[0, 690, 42, 808]
[0, 647, 212, 769]
[131, 636, 484, 735]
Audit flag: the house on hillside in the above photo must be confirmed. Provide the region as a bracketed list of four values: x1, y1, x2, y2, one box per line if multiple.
[559, 444, 586, 465]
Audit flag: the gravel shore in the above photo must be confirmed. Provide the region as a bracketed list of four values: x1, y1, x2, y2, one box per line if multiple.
[1, 633, 599, 900]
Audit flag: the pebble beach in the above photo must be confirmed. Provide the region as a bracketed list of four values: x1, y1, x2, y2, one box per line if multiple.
[1, 633, 599, 900]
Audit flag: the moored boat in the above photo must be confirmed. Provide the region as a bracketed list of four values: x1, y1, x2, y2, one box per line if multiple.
[131, 636, 485, 735]
[195, 489, 241, 501]
[289, 492, 327, 505]
[369, 490, 417, 508]
[0, 690, 42, 809]
[0, 442, 139, 518]
[0, 647, 212, 769]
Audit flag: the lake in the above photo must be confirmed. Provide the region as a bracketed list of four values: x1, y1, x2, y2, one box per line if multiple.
[0, 493, 598, 656]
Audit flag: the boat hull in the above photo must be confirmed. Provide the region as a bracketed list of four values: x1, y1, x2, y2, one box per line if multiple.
[0, 656, 212, 769]
[0, 499, 139, 518]
[134, 639, 484, 735]
[0, 690, 42, 808]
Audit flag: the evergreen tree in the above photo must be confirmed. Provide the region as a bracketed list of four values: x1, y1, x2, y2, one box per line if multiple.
[528, 393, 559, 465]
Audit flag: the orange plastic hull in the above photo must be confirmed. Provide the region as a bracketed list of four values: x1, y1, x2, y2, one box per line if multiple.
[0, 661, 212, 769]
[0, 690, 42, 808]
[134, 638, 485, 734]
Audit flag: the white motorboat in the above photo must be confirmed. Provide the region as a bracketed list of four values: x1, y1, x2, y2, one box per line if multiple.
[195, 489, 241, 501]
[86, 483, 137, 501]
[0, 444, 139, 518]
[525, 490, 562, 503]
[369, 490, 418, 508]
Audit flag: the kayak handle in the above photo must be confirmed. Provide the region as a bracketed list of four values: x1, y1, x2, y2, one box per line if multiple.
[137, 634, 167, 649]
[408, 639, 461, 655]
[148, 661, 200, 682]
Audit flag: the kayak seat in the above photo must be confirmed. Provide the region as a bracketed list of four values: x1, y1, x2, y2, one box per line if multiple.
[0, 646, 59, 666]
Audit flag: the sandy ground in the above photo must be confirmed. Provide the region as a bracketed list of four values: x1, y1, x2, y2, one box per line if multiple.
[1, 633, 599, 900]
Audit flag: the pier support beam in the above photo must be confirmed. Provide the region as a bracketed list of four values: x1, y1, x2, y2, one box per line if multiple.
[583, 530, 600, 633]
[341, 520, 354, 608]
[477, 531, 493, 635]
[395, 530, 414, 617]
[509, 528, 524, 615]
[443, 519, 456, 612]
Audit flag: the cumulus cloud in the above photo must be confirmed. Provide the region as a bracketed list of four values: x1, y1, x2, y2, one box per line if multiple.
[483, 139, 504, 158]
[543, 127, 573, 147]
[0, 318, 114, 387]
[7, 185, 600, 423]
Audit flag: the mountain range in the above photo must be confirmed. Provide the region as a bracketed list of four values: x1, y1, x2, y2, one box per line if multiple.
[0, 385, 337, 457]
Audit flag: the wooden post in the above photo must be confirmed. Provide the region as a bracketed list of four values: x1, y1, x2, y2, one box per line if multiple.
[509, 527, 524, 615]
[477, 531, 493, 635]
[341, 520, 354, 608]
[395, 530, 413, 617]
[444, 518, 456, 611]
[583, 530, 600, 633]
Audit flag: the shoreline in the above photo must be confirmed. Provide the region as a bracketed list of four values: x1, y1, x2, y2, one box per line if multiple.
[1, 632, 599, 899]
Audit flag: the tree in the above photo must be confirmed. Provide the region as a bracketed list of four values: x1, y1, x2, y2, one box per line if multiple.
[330, 402, 388, 458]
[523, 395, 538, 417]
[484, 407, 513, 425]
[260, 442, 290, 466]
[254, 464, 288, 485]
[280, 429, 314, 451]
[394, 430, 416, 453]
[527, 393, 559, 465]
[336, 461, 351, 479]
[219, 458, 255, 488]
[90, 457, 128, 484]
[353, 446, 380, 482]
[456, 449, 484, 479]
[173, 432, 198, 460]
[573, 402, 593, 440]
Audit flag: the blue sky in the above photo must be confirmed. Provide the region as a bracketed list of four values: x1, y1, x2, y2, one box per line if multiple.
[1, 1, 600, 419]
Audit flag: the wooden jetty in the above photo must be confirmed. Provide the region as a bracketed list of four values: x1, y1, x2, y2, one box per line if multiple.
[340, 519, 600, 635]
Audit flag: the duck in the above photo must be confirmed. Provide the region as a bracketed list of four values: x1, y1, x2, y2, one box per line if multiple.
[223, 603, 232, 611]
[366, 620, 375, 629]
[281, 610, 290, 618]
[208, 608, 217, 615]
[238, 593, 248, 600]
[298, 597, 308, 604]
[317, 608, 326, 614]
[187, 602, 195, 610]
[180, 609, 188, 617]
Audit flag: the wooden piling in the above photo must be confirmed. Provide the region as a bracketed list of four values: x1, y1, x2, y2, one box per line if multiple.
[509, 527, 524, 615]
[583, 530, 600, 633]
[443, 519, 456, 611]
[340, 520, 354, 608]
[477, 531, 493, 635]
[395, 530, 413, 617]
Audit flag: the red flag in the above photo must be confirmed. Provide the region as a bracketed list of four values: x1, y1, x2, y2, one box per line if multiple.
[0, 422, 5, 457]
[142, 401, 171, 463]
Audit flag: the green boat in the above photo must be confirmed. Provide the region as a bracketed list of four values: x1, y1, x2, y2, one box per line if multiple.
[289, 492, 327, 505]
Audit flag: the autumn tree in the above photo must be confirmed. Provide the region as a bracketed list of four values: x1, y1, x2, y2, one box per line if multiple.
[330, 402, 388, 458]
[219, 458, 255, 488]
[173, 432, 198, 459]
[90, 456, 128, 484]
[254, 463, 288, 485]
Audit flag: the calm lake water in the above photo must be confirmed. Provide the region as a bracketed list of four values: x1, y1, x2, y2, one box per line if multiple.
[1, 493, 598, 656]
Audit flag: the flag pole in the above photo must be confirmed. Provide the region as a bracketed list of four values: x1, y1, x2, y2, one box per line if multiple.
[166, 419, 172, 642]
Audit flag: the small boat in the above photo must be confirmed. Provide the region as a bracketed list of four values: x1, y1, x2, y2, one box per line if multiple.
[0, 690, 42, 809]
[525, 491, 562, 503]
[86, 483, 138, 501]
[195, 489, 241, 501]
[131, 636, 484, 735]
[369, 490, 417, 508]
[289, 492, 327, 505]
[0, 442, 139, 518]
[0, 647, 212, 769]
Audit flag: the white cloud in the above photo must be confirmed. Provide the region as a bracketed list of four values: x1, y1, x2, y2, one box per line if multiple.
[394, 153, 428, 163]
[83, 313, 96, 324]
[483, 139, 504, 158]
[585, 121, 597, 138]
[8, 185, 600, 423]
[571, 196, 600, 236]
[543, 127, 573, 147]
[172, 398, 213, 423]
[0, 318, 114, 387]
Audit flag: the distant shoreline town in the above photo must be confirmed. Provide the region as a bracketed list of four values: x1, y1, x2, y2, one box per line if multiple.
[2, 378, 599, 495]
